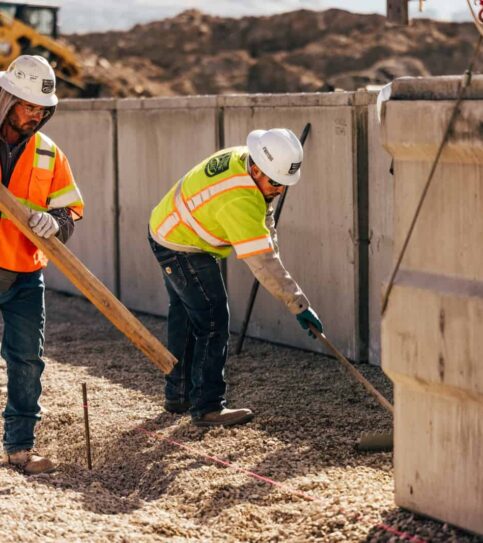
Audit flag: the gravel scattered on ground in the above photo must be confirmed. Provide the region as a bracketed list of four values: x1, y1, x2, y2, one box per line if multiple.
[0, 290, 481, 542]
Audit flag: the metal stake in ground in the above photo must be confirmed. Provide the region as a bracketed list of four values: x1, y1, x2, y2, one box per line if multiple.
[235, 122, 312, 355]
[82, 383, 92, 470]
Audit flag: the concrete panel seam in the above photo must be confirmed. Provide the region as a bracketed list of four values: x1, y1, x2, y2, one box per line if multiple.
[353, 104, 370, 362]
[112, 108, 121, 299]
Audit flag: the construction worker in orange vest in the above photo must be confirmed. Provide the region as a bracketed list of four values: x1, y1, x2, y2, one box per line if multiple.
[0, 56, 83, 474]
[149, 128, 323, 427]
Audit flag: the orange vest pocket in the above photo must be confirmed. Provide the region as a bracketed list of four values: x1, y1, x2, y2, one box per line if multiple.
[28, 170, 53, 209]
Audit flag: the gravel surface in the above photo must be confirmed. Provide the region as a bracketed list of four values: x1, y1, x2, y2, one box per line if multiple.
[0, 291, 481, 542]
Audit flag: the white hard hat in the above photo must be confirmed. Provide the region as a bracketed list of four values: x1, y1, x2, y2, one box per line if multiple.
[0, 55, 57, 107]
[247, 128, 303, 186]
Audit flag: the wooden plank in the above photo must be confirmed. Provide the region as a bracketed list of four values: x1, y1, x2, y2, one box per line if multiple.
[0, 183, 176, 375]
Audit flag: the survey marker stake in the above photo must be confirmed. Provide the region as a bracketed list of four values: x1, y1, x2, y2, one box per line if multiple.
[235, 122, 312, 355]
[82, 383, 92, 470]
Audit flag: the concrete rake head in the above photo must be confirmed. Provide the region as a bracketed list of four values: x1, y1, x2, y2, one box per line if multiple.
[357, 431, 393, 452]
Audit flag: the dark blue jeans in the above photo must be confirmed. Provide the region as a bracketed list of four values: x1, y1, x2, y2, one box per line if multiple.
[0, 270, 45, 454]
[149, 235, 229, 418]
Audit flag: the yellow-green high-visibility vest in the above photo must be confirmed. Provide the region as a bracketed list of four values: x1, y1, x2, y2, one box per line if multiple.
[149, 146, 274, 259]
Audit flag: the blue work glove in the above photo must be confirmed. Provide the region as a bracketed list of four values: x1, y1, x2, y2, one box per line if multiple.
[296, 307, 323, 339]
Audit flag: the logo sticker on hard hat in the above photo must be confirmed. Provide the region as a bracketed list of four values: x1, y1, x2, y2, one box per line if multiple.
[205, 152, 231, 177]
[41, 79, 54, 93]
[262, 146, 274, 161]
[288, 162, 301, 175]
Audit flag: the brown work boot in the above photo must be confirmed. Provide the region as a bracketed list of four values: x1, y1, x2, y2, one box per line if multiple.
[3, 449, 56, 475]
[192, 408, 254, 427]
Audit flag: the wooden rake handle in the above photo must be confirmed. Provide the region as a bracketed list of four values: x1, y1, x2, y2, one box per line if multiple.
[308, 324, 394, 415]
[0, 183, 176, 375]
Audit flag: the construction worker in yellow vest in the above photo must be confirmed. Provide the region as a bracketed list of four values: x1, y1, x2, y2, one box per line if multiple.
[0, 56, 83, 474]
[148, 128, 322, 427]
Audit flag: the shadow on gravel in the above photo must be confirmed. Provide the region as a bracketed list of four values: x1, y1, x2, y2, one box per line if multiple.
[31, 408, 391, 520]
[43, 291, 170, 399]
[365, 509, 483, 543]
[30, 290, 397, 520]
[30, 414, 202, 515]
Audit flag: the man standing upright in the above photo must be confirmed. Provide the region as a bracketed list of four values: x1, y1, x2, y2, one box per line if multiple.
[148, 128, 322, 427]
[0, 56, 83, 474]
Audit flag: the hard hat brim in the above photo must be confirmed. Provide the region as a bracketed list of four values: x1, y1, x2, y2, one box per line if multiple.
[246, 129, 301, 186]
[0, 71, 58, 107]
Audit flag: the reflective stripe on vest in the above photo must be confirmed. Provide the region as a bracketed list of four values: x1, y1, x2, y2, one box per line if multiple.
[185, 173, 254, 211]
[0, 197, 47, 219]
[48, 184, 83, 210]
[174, 180, 228, 247]
[233, 235, 273, 258]
[32, 133, 83, 210]
[34, 132, 56, 171]
[157, 210, 180, 238]
[155, 174, 255, 248]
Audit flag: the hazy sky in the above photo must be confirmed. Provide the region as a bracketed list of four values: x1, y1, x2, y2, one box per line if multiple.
[57, 0, 473, 34]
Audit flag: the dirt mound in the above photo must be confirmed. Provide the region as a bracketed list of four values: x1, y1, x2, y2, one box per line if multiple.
[64, 8, 480, 98]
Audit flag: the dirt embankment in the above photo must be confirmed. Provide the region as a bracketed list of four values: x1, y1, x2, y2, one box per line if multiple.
[64, 8, 480, 98]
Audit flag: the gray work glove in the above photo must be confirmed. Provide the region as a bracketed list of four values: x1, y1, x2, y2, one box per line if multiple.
[296, 307, 323, 339]
[29, 211, 59, 239]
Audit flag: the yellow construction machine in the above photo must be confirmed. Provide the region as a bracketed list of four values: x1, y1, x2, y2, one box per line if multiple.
[0, 1, 97, 95]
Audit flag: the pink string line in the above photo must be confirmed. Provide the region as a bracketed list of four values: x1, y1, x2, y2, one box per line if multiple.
[378, 523, 428, 543]
[138, 427, 326, 504]
[138, 427, 428, 543]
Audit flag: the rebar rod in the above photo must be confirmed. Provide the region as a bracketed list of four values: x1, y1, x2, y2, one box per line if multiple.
[82, 382, 92, 470]
[235, 122, 312, 355]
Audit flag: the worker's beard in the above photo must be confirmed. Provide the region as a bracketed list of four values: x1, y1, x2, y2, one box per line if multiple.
[7, 115, 40, 138]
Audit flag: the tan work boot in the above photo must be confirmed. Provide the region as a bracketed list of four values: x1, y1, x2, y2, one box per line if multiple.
[3, 449, 56, 475]
[193, 407, 254, 427]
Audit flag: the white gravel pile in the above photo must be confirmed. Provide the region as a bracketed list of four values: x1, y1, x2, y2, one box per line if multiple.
[0, 291, 481, 542]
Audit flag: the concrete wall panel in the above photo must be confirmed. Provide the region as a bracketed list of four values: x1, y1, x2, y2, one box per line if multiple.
[40, 93, 389, 363]
[367, 104, 394, 365]
[223, 99, 361, 359]
[117, 101, 218, 315]
[381, 78, 483, 534]
[43, 107, 117, 294]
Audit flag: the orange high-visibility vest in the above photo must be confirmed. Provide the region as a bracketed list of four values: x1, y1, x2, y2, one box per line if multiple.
[0, 131, 84, 272]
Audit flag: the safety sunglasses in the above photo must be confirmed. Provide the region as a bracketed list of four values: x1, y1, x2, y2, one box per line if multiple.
[267, 177, 283, 188]
[16, 101, 49, 119]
